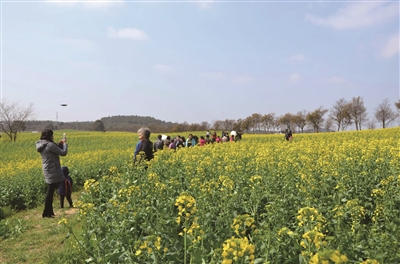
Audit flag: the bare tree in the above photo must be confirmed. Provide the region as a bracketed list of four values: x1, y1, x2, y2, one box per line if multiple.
[340, 102, 353, 131]
[367, 119, 376, 130]
[200, 121, 211, 131]
[212, 120, 222, 131]
[348, 96, 368, 130]
[395, 100, 400, 111]
[0, 99, 36, 141]
[251, 113, 262, 133]
[306, 106, 328, 133]
[221, 119, 235, 131]
[233, 118, 243, 132]
[261, 113, 275, 133]
[278, 113, 294, 130]
[181, 121, 189, 131]
[330, 98, 349, 131]
[374, 98, 398, 128]
[271, 116, 280, 133]
[242, 116, 253, 133]
[324, 117, 335, 132]
[292, 110, 307, 133]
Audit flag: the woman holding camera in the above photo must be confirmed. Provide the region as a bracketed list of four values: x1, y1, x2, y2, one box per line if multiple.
[36, 129, 68, 218]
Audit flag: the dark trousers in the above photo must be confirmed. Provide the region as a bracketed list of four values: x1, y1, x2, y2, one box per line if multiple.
[60, 193, 73, 208]
[43, 182, 60, 217]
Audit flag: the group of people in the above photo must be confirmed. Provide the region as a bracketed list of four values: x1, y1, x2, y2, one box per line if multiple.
[36, 129, 73, 218]
[35, 127, 243, 218]
[133, 128, 244, 164]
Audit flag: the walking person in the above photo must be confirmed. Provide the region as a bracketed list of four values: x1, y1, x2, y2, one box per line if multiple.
[186, 134, 196, 147]
[153, 134, 164, 152]
[199, 136, 206, 146]
[205, 134, 213, 144]
[285, 129, 293, 141]
[36, 129, 68, 218]
[163, 135, 171, 149]
[134, 127, 154, 165]
[58, 166, 73, 208]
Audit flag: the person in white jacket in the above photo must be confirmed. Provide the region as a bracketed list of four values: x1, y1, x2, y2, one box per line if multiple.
[36, 129, 68, 218]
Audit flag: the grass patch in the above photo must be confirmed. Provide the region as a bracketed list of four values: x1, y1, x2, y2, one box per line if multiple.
[0, 192, 85, 264]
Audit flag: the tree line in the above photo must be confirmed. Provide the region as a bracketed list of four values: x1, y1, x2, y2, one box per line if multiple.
[167, 96, 399, 134]
[1, 96, 399, 141]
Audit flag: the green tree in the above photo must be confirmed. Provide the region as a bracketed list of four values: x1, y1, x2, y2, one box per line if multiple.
[93, 120, 105, 131]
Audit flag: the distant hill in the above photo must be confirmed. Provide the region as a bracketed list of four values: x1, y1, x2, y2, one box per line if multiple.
[24, 115, 179, 133]
[100, 115, 178, 132]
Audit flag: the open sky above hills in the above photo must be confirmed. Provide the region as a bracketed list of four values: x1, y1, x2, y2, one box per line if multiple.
[2, 0, 399, 124]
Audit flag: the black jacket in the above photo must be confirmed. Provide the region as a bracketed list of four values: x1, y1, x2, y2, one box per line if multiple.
[135, 140, 154, 164]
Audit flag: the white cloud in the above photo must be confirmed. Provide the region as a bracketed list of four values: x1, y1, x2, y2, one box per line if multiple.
[381, 33, 400, 58]
[107, 27, 148, 41]
[306, 2, 399, 30]
[47, 0, 124, 9]
[153, 64, 174, 74]
[232, 75, 255, 85]
[289, 73, 301, 83]
[328, 76, 346, 83]
[287, 53, 305, 63]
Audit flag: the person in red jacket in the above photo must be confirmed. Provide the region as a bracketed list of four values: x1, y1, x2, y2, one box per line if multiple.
[199, 136, 206, 146]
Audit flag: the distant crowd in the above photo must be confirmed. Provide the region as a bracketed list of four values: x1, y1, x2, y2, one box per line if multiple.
[155, 130, 244, 151]
[134, 129, 243, 164]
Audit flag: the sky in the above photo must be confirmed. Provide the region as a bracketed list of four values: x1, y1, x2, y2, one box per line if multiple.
[1, 0, 399, 125]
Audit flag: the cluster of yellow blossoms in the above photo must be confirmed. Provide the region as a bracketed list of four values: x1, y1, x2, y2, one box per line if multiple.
[83, 179, 99, 194]
[135, 236, 167, 256]
[309, 250, 348, 264]
[300, 230, 327, 250]
[221, 237, 255, 264]
[220, 214, 257, 263]
[175, 193, 198, 224]
[231, 214, 256, 237]
[175, 193, 204, 243]
[297, 207, 325, 225]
